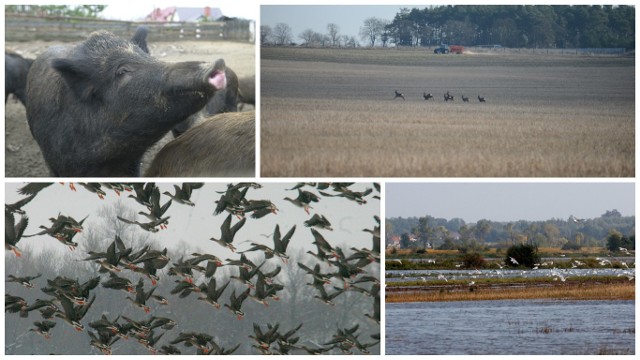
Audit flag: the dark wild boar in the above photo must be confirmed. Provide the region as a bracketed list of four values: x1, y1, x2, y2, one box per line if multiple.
[5, 51, 34, 106]
[237, 75, 255, 110]
[171, 66, 240, 138]
[26, 27, 227, 177]
[145, 111, 255, 177]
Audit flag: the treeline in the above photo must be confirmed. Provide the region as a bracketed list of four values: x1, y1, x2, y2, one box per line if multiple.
[386, 209, 635, 250]
[387, 5, 635, 49]
[261, 22, 358, 48]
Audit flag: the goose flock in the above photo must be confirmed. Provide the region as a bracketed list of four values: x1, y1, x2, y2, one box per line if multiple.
[5, 182, 380, 355]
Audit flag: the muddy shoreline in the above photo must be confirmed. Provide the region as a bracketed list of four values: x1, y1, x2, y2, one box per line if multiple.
[386, 278, 635, 302]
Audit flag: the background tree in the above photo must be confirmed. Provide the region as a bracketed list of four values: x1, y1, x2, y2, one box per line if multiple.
[400, 232, 411, 249]
[383, 5, 634, 49]
[344, 35, 358, 47]
[359, 17, 386, 47]
[602, 209, 622, 218]
[299, 28, 316, 47]
[315, 33, 329, 47]
[6, 5, 106, 18]
[272, 22, 293, 46]
[473, 219, 492, 243]
[327, 23, 340, 46]
[388, 210, 634, 250]
[505, 243, 541, 268]
[605, 230, 635, 252]
[379, 19, 391, 46]
[260, 24, 272, 45]
[462, 253, 485, 269]
[607, 230, 620, 251]
[543, 223, 561, 247]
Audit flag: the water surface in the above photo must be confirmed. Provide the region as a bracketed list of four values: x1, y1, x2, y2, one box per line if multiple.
[386, 299, 634, 355]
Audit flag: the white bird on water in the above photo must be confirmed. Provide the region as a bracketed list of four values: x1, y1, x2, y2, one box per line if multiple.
[437, 274, 448, 282]
[509, 257, 519, 265]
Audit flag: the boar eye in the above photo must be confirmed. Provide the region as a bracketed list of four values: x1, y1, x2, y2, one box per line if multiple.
[116, 66, 132, 77]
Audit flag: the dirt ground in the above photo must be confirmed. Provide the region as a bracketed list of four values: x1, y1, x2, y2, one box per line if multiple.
[5, 40, 254, 177]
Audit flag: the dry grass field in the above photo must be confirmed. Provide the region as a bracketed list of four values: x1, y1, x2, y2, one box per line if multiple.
[261, 47, 634, 177]
[386, 281, 635, 302]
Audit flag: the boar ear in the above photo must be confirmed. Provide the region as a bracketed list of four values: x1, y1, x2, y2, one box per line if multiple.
[52, 58, 97, 101]
[131, 26, 150, 54]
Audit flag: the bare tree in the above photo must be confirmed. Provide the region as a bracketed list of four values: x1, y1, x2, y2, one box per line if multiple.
[359, 17, 386, 47]
[380, 19, 391, 47]
[272, 22, 293, 46]
[260, 24, 272, 45]
[327, 23, 340, 46]
[339, 34, 350, 47]
[299, 28, 316, 47]
[346, 35, 358, 48]
[316, 33, 330, 47]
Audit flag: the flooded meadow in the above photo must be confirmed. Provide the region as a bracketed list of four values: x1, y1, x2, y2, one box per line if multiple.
[386, 299, 635, 355]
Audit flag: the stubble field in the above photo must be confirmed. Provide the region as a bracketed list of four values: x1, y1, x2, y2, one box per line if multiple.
[261, 48, 634, 177]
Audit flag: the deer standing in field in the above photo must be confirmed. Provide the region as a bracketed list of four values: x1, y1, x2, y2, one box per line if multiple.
[461, 95, 469, 102]
[478, 95, 486, 102]
[394, 90, 405, 100]
[423, 92, 433, 101]
[444, 91, 454, 101]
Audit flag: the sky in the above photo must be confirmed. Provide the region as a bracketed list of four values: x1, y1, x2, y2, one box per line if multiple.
[386, 182, 635, 223]
[100, 1, 257, 21]
[261, 5, 409, 42]
[5, 182, 379, 260]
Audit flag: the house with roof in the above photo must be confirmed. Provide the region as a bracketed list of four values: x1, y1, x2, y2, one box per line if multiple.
[146, 6, 223, 22]
[387, 235, 400, 249]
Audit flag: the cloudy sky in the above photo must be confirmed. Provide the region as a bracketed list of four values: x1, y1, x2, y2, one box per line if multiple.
[5, 182, 379, 260]
[386, 182, 634, 223]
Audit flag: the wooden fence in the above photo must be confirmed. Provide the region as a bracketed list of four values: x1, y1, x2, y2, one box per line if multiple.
[5, 14, 254, 42]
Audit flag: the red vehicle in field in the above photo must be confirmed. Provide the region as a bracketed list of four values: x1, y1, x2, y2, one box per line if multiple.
[434, 44, 464, 54]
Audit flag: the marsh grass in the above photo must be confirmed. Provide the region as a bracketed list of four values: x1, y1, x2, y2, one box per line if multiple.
[261, 49, 634, 177]
[385, 281, 634, 302]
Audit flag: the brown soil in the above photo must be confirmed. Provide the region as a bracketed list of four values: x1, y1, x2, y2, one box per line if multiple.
[5, 40, 254, 177]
